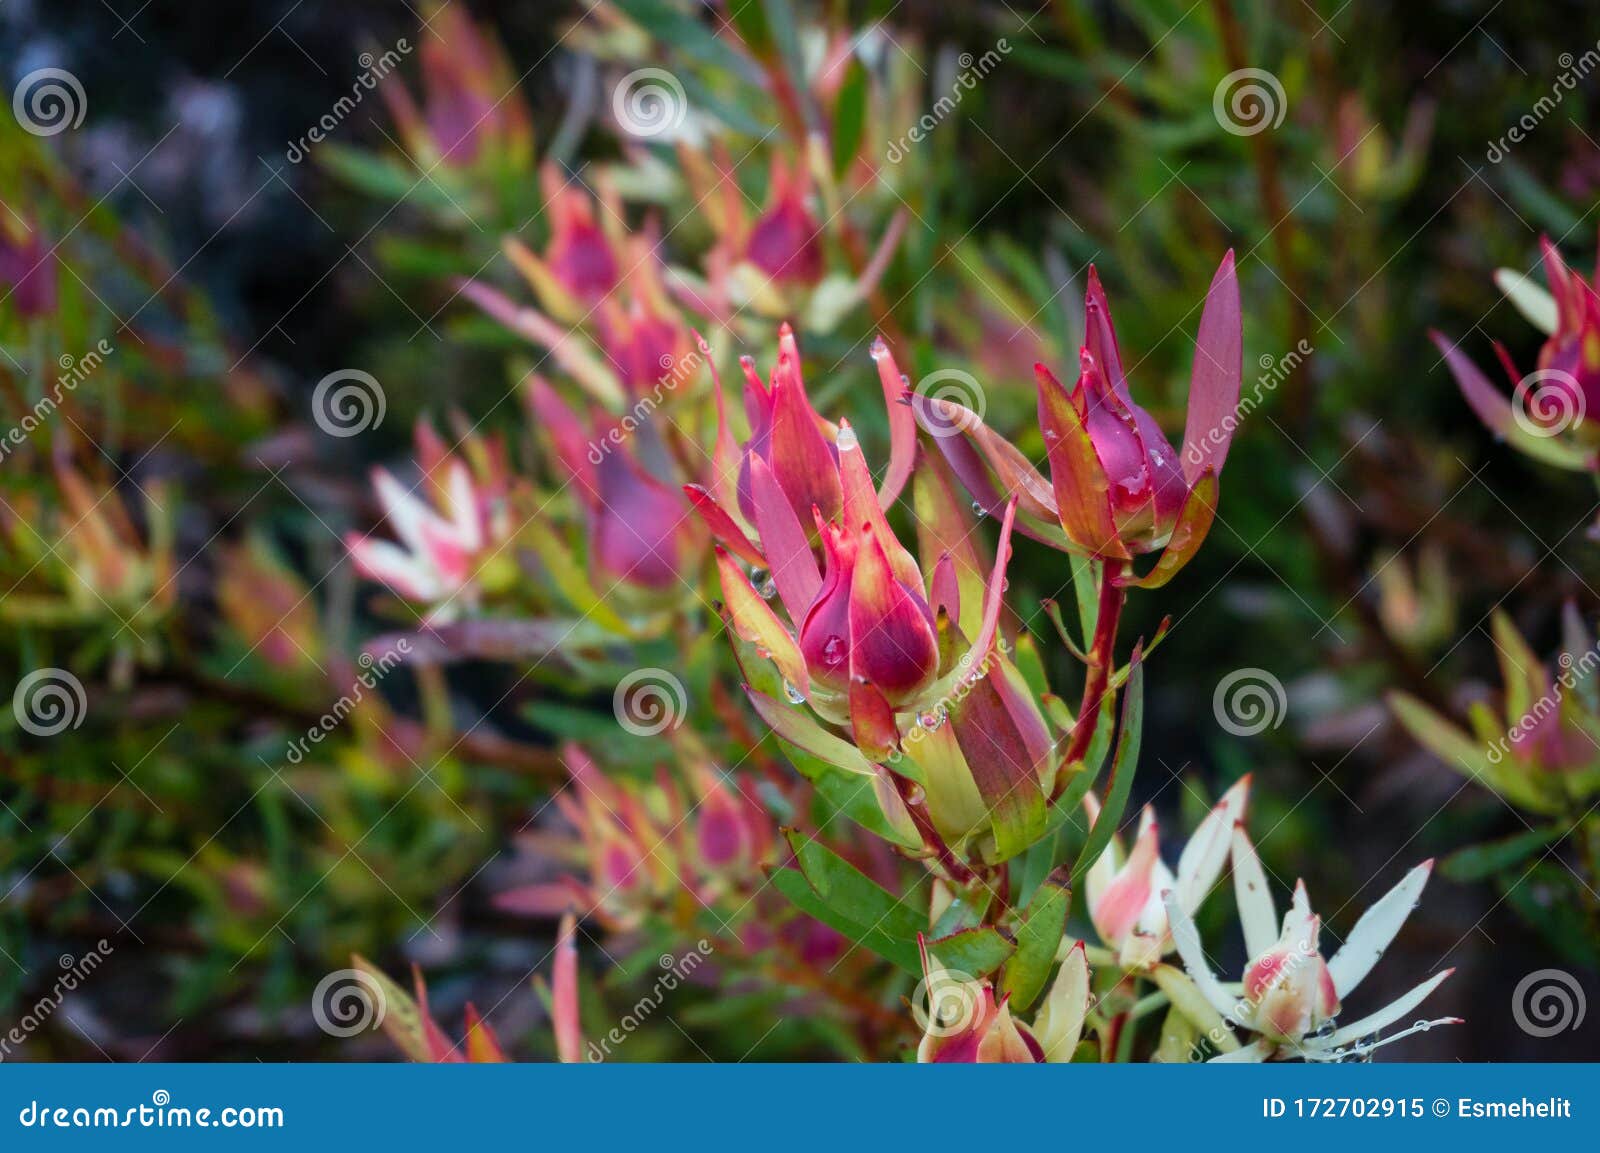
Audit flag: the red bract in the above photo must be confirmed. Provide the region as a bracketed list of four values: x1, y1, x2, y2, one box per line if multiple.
[533, 163, 621, 307]
[685, 323, 914, 579]
[1529, 233, 1600, 415]
[913, 253, 1242, 585]
[0, 218, 58, 319]
[1432, 232, 1600, 473]
[527, 377, 705, 604]
[745, 158, 825, 287]
[380, 0, 533, 169]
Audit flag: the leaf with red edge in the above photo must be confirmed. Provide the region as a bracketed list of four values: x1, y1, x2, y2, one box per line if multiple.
[462, 1005, 508, 1063]
[1430, 331, 1592, 471]
[350, 954, 430, 1063]
[872, 336, 918, 509]
[714, 548, 809, 693]
[747, 454, 822, 620]
[683, 484, 766, 566]
[1179, 251, 1243, 484]
[1036, 364, 1127, 559]
[745, 686, 877, 776]
[1117, 470, 1218, 589]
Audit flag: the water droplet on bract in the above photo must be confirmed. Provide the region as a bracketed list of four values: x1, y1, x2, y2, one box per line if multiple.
[971, 502, 987, 518]
[757, 578, 778, 600]
[822, 636, 847, 667]
[870, 337, 889, 360]
[836, 425, 859, 451]
[783, 680, 806, 704]
[749, 565, 770, 586]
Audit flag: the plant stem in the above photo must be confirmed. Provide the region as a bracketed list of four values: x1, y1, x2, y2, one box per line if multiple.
[1063, 559, 1127, 769]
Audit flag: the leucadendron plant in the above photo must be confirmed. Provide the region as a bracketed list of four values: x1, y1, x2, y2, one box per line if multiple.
[324, 3, 1461, 1064]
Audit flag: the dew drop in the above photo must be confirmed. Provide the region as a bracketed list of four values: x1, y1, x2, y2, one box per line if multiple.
[783, 680, 806, 704]
[822, 636, 847, 667]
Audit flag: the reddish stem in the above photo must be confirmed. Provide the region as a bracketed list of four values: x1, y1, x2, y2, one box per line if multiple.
[1062, 559, 1127, 770]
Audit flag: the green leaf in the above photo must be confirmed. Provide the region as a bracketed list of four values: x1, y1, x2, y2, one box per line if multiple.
[1072, 651, 1142, 883]
[350, 955, 428, 1062]
[1499, 863, 1600, 969]
[1495, 267, 1559, 335]
[1002, 879, 1069, 1012]
[783, 830, 925, 941]
[726, 0, 773, 57]
[781, 739, 923, 850]
[831, 57, 869, 179]
[926, 925, 1015, 979]
[768, 867, 921, 974]
[1440, 824, 1565, 883]
[611, 0, 757, 78]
